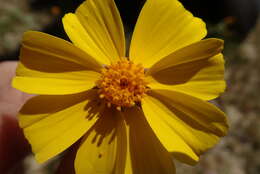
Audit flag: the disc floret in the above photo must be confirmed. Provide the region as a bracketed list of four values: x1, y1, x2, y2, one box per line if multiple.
[96, 59, 148, 110]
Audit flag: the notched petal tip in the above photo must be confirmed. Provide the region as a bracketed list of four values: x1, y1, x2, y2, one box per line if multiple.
[171, 152, 198, 166]
[62, 0, 126, 65]
[130, 0, 207, 67]
[143, 90, 229, 164]
[206, 38, 224, 53]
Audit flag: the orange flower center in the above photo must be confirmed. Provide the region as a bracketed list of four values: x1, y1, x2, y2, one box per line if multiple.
[96, 59, 148, 111]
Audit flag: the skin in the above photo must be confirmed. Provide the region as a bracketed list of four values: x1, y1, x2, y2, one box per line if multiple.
[0, 61, 32, 174]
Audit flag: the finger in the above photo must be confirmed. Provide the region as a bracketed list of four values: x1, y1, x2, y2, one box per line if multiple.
[0, 114, 31, 173]
[0, 61, 33, 117]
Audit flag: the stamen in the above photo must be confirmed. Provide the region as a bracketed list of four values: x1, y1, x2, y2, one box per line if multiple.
[116, 106, 121, 111]
[96, 59, 148, 109]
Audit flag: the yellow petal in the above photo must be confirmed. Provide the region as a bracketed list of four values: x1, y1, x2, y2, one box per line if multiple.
[142, 90, 228, 164]
[16, 62, 100, 81]
[19, 90, 102, 163]
[130, 0, 206, 67]
[147, 39, 224, 75]
[147, 54, 225, 100]
[63, 0, 125, 65]
[20, 31, 102, 71]
[12, 76, 98, 95]
[142, 97, 199, 165]
[13, 32, 101, 95]
[124, 123, 133, 174]
[75, 108, 127, 174]
[123, 107, 176, 174]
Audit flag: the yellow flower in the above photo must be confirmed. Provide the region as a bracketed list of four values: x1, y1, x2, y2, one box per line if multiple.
[13, 0, 228, 173]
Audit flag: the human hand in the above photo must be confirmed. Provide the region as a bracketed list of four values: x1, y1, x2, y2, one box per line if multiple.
[0, 61, 32, 173]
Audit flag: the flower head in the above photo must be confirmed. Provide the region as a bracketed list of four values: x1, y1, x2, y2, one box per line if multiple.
[13, 0, 228, 173]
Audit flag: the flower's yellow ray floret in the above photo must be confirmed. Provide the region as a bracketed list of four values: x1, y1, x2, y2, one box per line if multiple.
[96, 59, 148, 110]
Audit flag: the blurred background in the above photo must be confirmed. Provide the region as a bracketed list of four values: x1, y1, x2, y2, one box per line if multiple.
[0, 0, 260, 173]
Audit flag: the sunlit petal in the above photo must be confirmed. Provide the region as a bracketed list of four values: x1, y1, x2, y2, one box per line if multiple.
[63, 0, 125, 65]
[142, 90, 228, 164]
[147, 54, 225, 100]
[20, 90, 102, 162]
[123, 107, 176, 174]
[130, 0, 206, 67]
